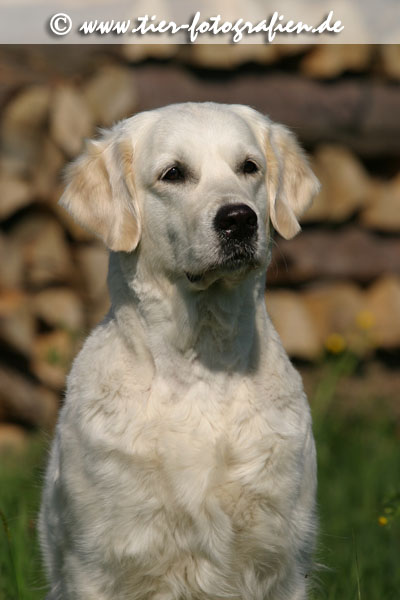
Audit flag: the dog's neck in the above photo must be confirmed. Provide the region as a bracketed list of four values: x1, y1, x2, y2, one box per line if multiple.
[107, 252, 266, 375]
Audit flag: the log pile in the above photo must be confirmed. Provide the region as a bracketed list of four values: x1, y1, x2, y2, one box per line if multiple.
[0, 45, 399, 446]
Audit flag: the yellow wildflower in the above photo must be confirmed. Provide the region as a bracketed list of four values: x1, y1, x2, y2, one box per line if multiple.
[378, 516, 388, 526]
[324, 333, 346, 354]
[356, 310, 375, 331]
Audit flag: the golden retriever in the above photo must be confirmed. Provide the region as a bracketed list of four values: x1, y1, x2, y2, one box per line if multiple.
[40, 102, 320, 600]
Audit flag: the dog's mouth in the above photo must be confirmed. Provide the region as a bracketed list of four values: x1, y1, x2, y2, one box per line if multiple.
[185, 247, 259, 285]
[184, 202, 264, 287]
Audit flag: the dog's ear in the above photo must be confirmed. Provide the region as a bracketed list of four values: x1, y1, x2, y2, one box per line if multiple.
[60, 131, 140, 252]
[265, 123, 320, 240]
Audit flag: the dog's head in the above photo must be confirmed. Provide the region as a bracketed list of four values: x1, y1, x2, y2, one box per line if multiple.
[61, 103, 319, 289]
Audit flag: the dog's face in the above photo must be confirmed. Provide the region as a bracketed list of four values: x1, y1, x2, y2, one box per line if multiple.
[135, 104, 271, 289]
[61, 103, 319, 289]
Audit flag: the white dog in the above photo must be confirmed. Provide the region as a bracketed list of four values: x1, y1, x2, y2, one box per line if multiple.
[39, 102, 320, 600]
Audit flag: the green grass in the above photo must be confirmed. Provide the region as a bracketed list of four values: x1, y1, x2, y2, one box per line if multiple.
[0, 388, 399, 599]
[0, 436, 48, 600]
[311, 411, 400, 600]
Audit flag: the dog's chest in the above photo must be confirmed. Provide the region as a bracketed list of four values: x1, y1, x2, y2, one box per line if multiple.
[66, 340, 312, 592]
[123, 371, 304, 532]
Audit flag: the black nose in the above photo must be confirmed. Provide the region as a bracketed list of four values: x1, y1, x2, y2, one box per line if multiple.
[214, 204, 258, 241]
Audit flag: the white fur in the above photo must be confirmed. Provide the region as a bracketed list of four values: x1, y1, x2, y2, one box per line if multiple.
[39, 103, 320, 600]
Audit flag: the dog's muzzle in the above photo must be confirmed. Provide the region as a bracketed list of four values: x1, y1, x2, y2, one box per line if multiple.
[185, 204, 259, 285]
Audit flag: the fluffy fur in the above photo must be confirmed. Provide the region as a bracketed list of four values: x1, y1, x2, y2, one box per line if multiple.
[39, 102, 320, 600]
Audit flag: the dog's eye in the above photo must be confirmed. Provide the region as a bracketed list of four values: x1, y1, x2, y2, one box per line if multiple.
[161, 166, 185, 182]
[242, 160, 259, 175]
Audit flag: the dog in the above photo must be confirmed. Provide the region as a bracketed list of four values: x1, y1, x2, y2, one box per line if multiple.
[39, 102, 320, 600]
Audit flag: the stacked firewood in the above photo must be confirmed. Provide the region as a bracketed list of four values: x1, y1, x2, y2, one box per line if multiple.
[267, 144, 400, 360]
[0, 45, 399, 447]
[0, 60, 138, 446]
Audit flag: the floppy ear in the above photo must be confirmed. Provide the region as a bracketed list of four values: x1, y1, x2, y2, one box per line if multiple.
[60, 131, 141, 252]
[265, 122, 320, 240]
